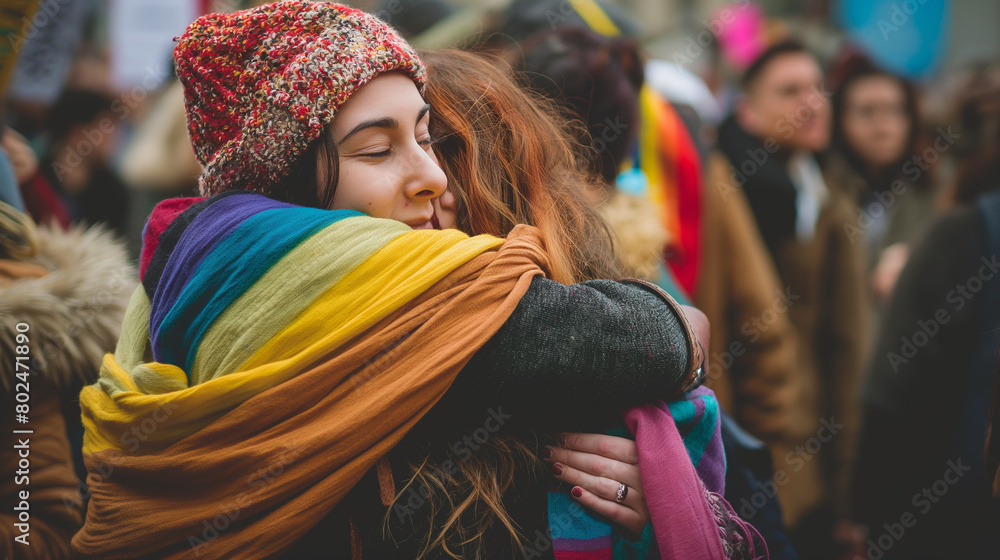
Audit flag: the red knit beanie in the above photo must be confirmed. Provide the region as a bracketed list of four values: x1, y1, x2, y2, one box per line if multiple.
[174, 1, 426, 197]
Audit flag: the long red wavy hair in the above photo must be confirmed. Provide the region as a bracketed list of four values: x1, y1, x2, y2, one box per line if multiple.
[422, 49, 623, 285]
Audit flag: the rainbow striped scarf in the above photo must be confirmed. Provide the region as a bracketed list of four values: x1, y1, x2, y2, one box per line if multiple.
[74, 191, 548, 559]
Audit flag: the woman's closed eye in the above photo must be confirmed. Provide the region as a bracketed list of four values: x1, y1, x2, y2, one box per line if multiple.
[357, 136, 433, 159]
[359, 147, 392, 159]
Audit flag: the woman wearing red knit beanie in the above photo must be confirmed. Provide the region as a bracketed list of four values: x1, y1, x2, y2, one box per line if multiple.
[70, 3, 733, 559]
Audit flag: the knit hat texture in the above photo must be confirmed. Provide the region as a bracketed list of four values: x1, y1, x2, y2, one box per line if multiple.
[174, 1, 426, 196]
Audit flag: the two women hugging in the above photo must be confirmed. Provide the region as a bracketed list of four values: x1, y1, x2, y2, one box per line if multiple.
[73, 2, 765, 559]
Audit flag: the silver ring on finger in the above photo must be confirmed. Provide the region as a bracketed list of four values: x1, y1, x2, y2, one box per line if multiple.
[615, 482, 628, 503]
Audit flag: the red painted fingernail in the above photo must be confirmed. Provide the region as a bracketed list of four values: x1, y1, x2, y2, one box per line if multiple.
[550, 462, 563, 475]
[571, 487, 583, 498]
[541, 447, 553, 459]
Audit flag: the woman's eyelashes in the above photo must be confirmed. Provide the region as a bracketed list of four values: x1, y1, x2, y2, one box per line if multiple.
[359, 148, 391, 159]
[354, 135, 435, 159]
[416, 120, 435, 148]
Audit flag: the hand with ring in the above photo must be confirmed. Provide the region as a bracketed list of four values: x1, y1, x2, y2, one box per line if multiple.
[542, 432, 648, 536]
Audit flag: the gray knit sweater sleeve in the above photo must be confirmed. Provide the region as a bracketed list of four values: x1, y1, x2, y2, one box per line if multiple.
[454, 276, 695, 429]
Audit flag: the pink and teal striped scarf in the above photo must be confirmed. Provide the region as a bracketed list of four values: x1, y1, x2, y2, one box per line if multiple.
[547, 386, 766, 559]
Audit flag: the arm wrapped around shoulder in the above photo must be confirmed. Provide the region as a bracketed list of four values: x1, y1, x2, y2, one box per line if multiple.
[458, 276, 704, 429]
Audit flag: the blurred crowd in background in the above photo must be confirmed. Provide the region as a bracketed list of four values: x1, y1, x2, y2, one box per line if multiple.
[2, 0, 1000, 559]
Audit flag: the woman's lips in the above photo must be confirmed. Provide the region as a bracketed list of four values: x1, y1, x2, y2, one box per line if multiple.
[408, 209, 440, 230]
